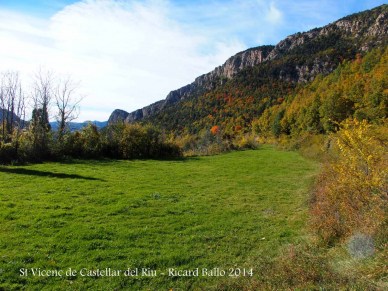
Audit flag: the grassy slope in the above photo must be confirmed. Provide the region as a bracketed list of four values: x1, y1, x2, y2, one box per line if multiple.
[0, 147, 318, 290]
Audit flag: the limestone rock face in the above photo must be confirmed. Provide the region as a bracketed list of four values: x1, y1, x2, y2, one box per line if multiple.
[107, 109, 129, 124]
[108, 4, 388, 125]
[108, 46, 273, 125]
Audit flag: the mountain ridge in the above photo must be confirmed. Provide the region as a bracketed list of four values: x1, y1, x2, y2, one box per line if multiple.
[108, 4, 387, 126]
[108, 45, 275, 124]
[49, 120, 108, 131]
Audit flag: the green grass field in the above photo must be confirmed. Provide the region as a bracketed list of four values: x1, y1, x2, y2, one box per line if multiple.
[0, 147, 318, 290]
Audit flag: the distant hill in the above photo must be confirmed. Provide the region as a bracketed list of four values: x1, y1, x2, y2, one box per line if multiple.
[50, 120, 107, 131]
[0, 108, 107, 132]
[108, 4, 387, 135]
[0, 109, 107, 132]
[0, 108, 27, 127]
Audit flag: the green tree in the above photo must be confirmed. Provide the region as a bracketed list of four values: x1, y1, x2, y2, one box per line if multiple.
[30, 107, 51, 158]
[272, 109, 285, 137]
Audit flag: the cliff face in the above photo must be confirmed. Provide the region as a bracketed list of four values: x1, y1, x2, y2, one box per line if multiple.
[109, 5, 388, 125]
[109, 46, 274, 123]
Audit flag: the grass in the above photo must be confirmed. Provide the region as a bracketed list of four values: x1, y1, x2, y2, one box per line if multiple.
[0, 146, 319, 290]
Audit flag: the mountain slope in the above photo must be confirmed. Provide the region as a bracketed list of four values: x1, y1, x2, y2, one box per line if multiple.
[253, 47, 387, 137]
[50, 120, 107, 131]
[109, 4, 388, 133]
[0, 108, 26, 127]
[108, 45, 274, 123]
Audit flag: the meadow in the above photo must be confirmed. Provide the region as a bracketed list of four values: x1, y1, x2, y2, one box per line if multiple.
[0, 146, 318, 290]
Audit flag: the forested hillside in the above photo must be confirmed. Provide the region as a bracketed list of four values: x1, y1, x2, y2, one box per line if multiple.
[110, 4, 388, 138]
[253, 47, 387, 138]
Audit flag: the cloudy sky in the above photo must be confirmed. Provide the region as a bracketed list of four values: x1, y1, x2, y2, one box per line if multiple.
[0, 0, 386, 121]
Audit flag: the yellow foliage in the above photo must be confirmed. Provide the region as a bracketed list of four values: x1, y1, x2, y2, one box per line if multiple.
[311, 118, 387, 243]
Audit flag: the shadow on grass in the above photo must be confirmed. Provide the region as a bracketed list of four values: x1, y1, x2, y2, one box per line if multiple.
[58, 157, 190, 166]
[50, 157, 116, 167]
[0, 167, 104, 181]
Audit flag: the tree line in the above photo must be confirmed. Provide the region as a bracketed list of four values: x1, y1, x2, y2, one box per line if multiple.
[0, 71, 181, 164]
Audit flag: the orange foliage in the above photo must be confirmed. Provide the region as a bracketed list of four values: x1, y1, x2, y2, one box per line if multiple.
[210, 125, 220, 135]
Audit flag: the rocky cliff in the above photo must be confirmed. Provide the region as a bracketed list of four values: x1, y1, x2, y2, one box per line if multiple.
[108, 4, 388, 125]
[108, 45, 274, 124]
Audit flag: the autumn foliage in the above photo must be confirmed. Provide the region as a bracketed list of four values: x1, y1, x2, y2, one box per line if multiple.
[252, 47, 388, 138]
[310, 119, 387, 244]
[210, 125, 220, 135]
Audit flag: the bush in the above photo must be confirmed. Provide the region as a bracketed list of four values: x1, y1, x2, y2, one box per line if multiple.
[234, 134, 259, 150]
[0, 142, 16, 164]
[101, 123, 182, 159]
[310, 119, 387, 244]
[61, 131, 84, 158]
[0, 121, 182, 162]
[100, 123, 125, 158]
[119, 124, 157, 159]
[16, 131, 35, 162]
[158, 142, 182, 159]
[80, 123, 102, 158]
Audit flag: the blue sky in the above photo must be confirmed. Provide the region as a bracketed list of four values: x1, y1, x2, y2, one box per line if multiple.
[0, 0, 386, 121]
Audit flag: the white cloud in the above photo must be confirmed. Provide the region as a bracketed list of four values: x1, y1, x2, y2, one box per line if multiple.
[0, 0, 245, 121]
[3, 0, 370, 122]
[266, 2, 283, 24]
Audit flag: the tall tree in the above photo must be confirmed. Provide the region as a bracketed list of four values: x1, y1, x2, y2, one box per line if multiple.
[30, 70, 53, 157]
[54, 76, 82, 140]
[0, 71, 26, 143]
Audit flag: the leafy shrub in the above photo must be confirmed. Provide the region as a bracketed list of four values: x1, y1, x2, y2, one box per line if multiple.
[15, 131, 35, 162]
[310, 119, 387, 244]
[112, 123, 181, 159]
[58, 124, 102, 159]
[0, 142, 16, 164]
[52, 123, 182, 160]
[61, 131, 84, 158]
[119, 124, 156, 158]
[174, 133, 198, 154]
[80, 123, 102, 158]
[100, 123, 125, 158]
[234, 134, 259, 149]
[158, 142, 182, 158]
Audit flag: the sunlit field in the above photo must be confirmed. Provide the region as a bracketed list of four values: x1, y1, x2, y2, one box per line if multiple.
[0, 147, 318, 290]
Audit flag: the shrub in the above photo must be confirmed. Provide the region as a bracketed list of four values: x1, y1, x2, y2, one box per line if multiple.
[174, 133, 198, 155]
[81, 123, 102, 158]
[61, 131, 84, 158]
[118, 123, 182, 159]
[120, 124, 153, 159]
[101, 123, 125, 158]
[0, 142, 16, 164]
[15, 131, 35, 162]
[234, 134, 259, 150]
[310, 119, 387, 244]
[158, 142, 182, 158]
